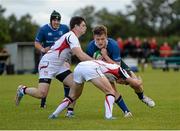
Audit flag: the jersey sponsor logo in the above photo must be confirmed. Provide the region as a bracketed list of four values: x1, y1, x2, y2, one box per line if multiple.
[48, 32, 53, 36]
[53, 37, 59, 41]
[59, 31, 63, 35]
[46, 40, 54, 43]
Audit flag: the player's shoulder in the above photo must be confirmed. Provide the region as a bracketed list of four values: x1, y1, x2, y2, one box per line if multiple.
[59, 24, 69, 30]
[37, 24, 49, 34]
[107, 38, 119, 50]
[87, 40, 96, 46]
[40, 24, 49, 29]
[64, 31, 77, 41]
[107, 38, 118, 47]
[107, 38, 118, 44]
[37, 24, 47, 31]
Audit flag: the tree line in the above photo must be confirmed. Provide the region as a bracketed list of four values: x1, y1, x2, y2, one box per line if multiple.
[0, 5, 39, 48]
[0, 0, 180, 48]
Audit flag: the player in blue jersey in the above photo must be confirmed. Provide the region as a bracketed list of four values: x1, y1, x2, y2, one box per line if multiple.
[86, 25, 155, 108]
[34, 10, 70, 109]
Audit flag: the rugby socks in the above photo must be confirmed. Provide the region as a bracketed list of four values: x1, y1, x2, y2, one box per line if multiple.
[115, 96, 130, 113]
[64, 85, 74, 114]
[67, 107, 74, 115]
[22, 86, 27, 94]
[136, 92, 144, 100]
[40, 98, 46, 108]
[52, 97, 73, 116]
[105, 94, 115, 119]
[40, 85, 70, 108]
[67, 107, 74, 112]
[64, 85, 70, 97]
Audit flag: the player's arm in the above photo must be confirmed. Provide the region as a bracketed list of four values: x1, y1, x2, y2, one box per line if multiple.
[72, 47, 93, 61]
[86, 41, 95, 57]
[34, 41, 50, 53]
[101, 48, 117, 64]
[34, 27, 50, 53]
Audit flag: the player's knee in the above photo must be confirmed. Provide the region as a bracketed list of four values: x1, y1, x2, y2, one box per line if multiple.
[137, 80, 142, 87]
[132, 80, 142, 88]
[105, 88, 115, 96]
[66, 96, 74, 103]
[39, 90, 47, 98]
[69, 93, 80, 101]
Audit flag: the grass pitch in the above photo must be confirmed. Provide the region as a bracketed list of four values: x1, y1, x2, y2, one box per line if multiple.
[0, 67, 180, 130]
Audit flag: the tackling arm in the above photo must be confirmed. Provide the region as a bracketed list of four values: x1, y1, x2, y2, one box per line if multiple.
[72, 47, 93, 61]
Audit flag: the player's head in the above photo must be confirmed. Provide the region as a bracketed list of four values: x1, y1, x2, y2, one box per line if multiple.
[92, 25, 108, 49]
[70, 16, 87, 36]
[50, 10, 61, 29]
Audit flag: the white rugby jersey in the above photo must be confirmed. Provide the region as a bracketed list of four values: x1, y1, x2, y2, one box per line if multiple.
[77, 60, 129, 79]
[42, 31, 81, 65]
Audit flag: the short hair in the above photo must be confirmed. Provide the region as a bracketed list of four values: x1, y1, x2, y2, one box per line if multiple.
[92, 25, 107, 36]
[70, 16, 86, 30]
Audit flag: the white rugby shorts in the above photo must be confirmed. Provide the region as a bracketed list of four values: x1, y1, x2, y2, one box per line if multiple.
[73, 65, 104, 84]
[38, 59, 69, 79]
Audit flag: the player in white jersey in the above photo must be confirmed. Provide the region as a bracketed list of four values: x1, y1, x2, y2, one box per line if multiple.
[48, 60, 142, 119]
[15, 17, 93, 115]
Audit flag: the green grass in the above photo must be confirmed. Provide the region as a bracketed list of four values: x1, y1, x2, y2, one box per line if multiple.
[0, 67, 180, 130]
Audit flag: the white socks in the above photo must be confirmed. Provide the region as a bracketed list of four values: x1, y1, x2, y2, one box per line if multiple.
[52, 98, 71, 116]
[105, 95, 115, 119]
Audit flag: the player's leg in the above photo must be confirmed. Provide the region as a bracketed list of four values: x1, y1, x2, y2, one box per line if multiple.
[110, 82, 132, 117]
[48, 96, 74, 119]
[120, 62, 155, 107]
[40, 98, 46, 108]
[62, 62, 71, 98]
[63, 84, 75, 117]
[90, 77, 116, 119]
[15, 78, 51, 106]
[123, 76, 155, 107]
[49, 79, 84, 119]
[55, 70, 76, 117]
[64, 84, 70, 97]
[62, 62, 73, 115]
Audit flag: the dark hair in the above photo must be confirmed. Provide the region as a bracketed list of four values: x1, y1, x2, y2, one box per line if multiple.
[92, 25, 107, 36]
[50, 10, 61, 22]
[70, 16, 86, 29]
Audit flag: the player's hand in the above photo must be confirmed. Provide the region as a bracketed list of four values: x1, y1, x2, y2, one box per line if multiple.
[101, 48, 108, 57]
[44, 47, 50, 53]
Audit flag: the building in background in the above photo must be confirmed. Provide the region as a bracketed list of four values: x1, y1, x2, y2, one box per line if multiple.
[5, 42, 35, 74]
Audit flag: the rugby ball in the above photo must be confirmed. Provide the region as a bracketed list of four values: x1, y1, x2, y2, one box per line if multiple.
[93, 50, 103, 60]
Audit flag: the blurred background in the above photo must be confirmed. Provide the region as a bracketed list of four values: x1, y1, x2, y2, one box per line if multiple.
[0, 0, 180, 75]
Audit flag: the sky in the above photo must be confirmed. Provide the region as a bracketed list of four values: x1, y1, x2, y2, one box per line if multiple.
[1, 0, 133, 26]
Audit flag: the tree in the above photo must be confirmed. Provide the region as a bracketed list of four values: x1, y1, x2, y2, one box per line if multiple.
[128, 0, 180, 35]
[95, 8, 132, 38]
[73, 6, 96, 45]
[0, 5, 11, 45]
[0, 5, 39, 46]
[16, 14, 39, 41]
[7, 14, 39, 42]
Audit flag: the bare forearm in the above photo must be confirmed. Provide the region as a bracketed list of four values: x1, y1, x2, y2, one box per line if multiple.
[35, 42, 50, 53]
[77, 52, 93, 61]
[103, 55, 116, 64]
